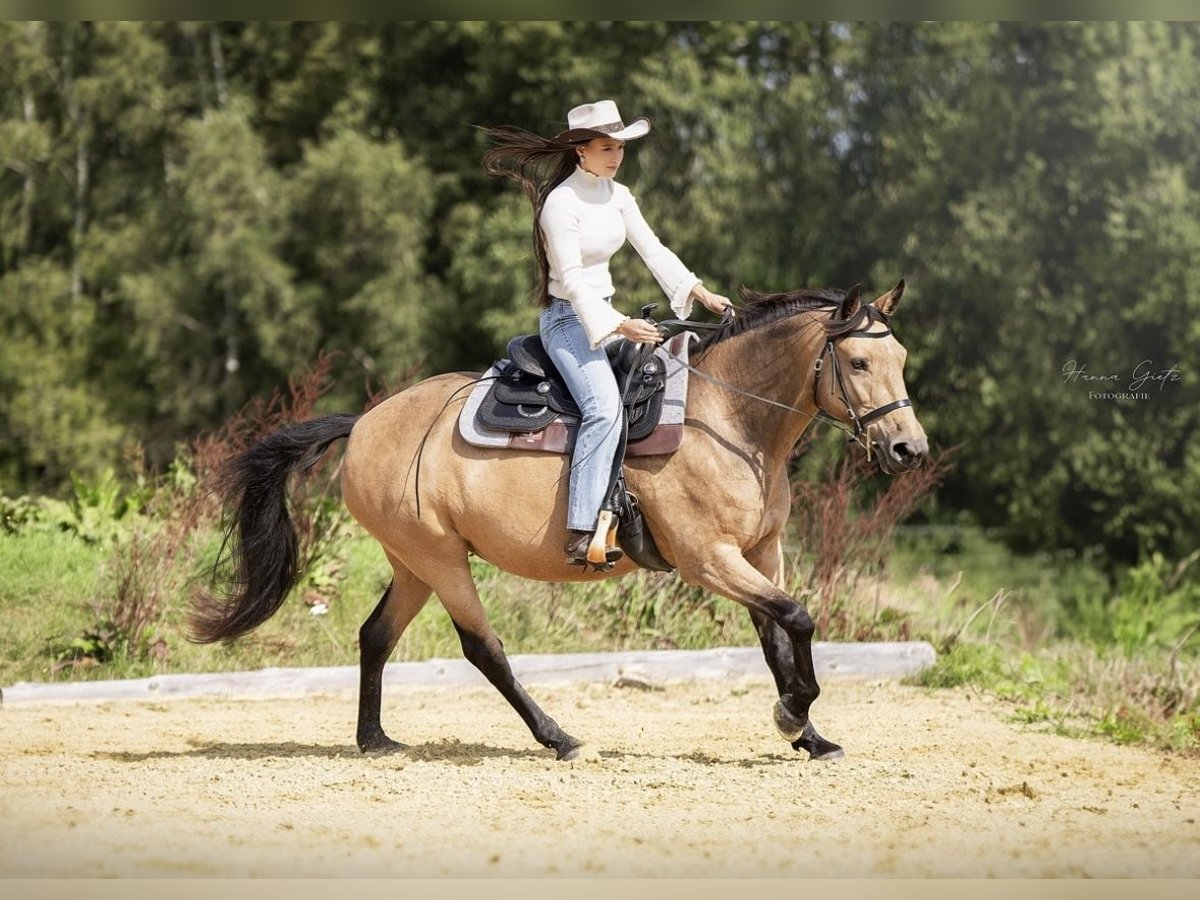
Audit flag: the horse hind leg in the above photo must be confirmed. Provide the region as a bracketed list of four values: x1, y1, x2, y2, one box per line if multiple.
[451, 622, 585, 760]
[429, 554, 584, 760]
[357, 560, 432, 754]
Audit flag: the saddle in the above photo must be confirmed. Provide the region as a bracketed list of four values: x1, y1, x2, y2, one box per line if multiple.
[459, 308, 698, 575]
[476, 334, 667, 442]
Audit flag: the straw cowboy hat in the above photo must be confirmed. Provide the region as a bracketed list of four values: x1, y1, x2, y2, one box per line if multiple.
[555, 99, 651, 143]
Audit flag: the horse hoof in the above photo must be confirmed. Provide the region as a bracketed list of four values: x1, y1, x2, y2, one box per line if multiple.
[556, 737, 597, 762]
[563, 745, 601, 763]
[810, 744, 845, 761]
[790, 721, 845, 760]
[772, 698, 808, 742]
[358, 733, 408, 756]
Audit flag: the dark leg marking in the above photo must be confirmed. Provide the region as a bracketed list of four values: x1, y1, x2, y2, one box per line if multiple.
[453, 623, 584, 760]
[792, 720, 845, 761]
[751, 606, 844, 761]
[357, 581, 407, 754]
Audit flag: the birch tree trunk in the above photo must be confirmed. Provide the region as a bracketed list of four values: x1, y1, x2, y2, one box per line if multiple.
[60, 23, 90, 306]
[210, 22, 240, 406]
[17, 22, 42, 257]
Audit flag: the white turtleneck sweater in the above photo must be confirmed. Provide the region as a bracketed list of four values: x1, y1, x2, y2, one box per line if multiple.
[540, 166, 699, 348]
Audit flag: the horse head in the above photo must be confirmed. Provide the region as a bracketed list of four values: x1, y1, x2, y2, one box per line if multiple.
[815, 280, 928, 474]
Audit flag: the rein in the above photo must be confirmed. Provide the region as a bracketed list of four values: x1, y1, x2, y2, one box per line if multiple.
[657, 305, 912, 457]
[415, 300, 911, 515]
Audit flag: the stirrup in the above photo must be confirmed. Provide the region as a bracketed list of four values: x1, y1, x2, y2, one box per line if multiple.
[565, 511, 623, 570]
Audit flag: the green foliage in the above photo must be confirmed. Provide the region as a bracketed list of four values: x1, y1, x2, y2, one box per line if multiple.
[0, 467, 141, 545]
[0, 494, 44, 534]
[896, 523, 1200, 755]
[849, 22, 1200, 564]
[1058, 551, 1200, 656]
[912, 636, 1200, 754]
[285, 129, 440, 398]
[913, 642, 1016, 691]
[1095, 707, 1152, 745]
[50, 468, 141, 545]
[578, 574, 753, 651]
[432, 195, 541, 371]
[0, 259, 126, 489]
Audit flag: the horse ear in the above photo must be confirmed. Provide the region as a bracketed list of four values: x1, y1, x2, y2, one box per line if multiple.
[873, 279, 906, 316]
[841, 283, 862, 320]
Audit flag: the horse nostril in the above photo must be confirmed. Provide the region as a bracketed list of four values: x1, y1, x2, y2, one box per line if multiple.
[890, 440, 926, 466]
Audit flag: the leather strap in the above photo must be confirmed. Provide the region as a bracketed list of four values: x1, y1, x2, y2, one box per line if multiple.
[859, 398, 913, 426]
[656, 305, 911, 449]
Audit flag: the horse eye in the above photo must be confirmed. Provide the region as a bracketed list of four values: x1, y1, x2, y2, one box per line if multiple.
[851, 358, 869, 371]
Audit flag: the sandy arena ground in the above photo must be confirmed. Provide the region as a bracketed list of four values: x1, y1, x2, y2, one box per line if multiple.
[1, 676, 1197, 877]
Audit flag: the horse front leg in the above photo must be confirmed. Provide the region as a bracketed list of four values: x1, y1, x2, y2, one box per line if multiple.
[739, 535, 844, 763]
[749, 610, 845, 759]
[690, 542, 843, 760]
[745, 537, 844, 759]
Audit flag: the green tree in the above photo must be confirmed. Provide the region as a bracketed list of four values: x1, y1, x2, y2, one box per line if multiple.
[116, 101, 296, 450]
[837, 22, 1200, 563]
[0, 260, 123, 489]
[284, 129, 440, 402]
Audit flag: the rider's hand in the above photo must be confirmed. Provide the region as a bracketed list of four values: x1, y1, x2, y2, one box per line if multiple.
[691, 283, 735, 317]
[615, 318, 664, 344]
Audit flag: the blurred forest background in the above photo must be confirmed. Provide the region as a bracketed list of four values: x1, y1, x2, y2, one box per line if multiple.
[2, 21, 1197, 568]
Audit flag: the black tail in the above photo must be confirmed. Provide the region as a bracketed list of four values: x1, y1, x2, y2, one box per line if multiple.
[190, 414, 359, 644]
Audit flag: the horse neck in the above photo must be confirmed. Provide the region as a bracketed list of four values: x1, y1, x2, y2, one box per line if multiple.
[692, 315, 826, 467]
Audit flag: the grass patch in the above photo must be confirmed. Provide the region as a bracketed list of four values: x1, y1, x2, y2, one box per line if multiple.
[887, 525, 1112, 647]
[0, 526, 760, 684]
[909, 639, 1200, 756]
[377, 541, 759, 662]
[909, 642, 1010, 690]
[898, 534, 1200, 756]
[0, 531, 109, 685]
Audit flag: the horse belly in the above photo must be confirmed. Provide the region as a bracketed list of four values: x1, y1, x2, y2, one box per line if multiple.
[341, 378, 627, 582]
[448, 447, 632, 581]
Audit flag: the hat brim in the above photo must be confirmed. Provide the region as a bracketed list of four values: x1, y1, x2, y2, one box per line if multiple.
[556, 116, 651, 143]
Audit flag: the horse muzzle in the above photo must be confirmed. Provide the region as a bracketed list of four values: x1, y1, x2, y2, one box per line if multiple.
[872, 433, 929, 474]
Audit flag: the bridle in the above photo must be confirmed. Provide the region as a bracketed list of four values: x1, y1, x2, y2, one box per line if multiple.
[812, 305, 913, 460]
[659, 302, 912, 460]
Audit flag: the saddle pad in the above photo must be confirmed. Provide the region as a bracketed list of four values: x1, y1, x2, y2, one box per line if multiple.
[458, 332, 696, 457]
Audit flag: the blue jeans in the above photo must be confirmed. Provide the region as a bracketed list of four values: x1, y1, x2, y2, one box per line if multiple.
[539, 298, 623, 532]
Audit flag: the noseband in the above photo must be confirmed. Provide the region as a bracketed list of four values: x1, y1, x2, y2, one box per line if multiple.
[813, 306, 913, 458]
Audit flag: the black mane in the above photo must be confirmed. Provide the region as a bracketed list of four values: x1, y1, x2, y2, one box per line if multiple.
[693, 286, 854, 357]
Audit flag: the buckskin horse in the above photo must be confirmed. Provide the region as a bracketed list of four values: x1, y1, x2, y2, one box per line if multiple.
[191, 280, 928, 761]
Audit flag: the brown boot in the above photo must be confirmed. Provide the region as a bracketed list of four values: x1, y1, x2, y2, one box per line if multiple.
[564, 530, 591, 566]
[564, 529, 624, 567]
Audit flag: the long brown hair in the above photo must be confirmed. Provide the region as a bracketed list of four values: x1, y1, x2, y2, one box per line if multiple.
[478, 124, 579, 307]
